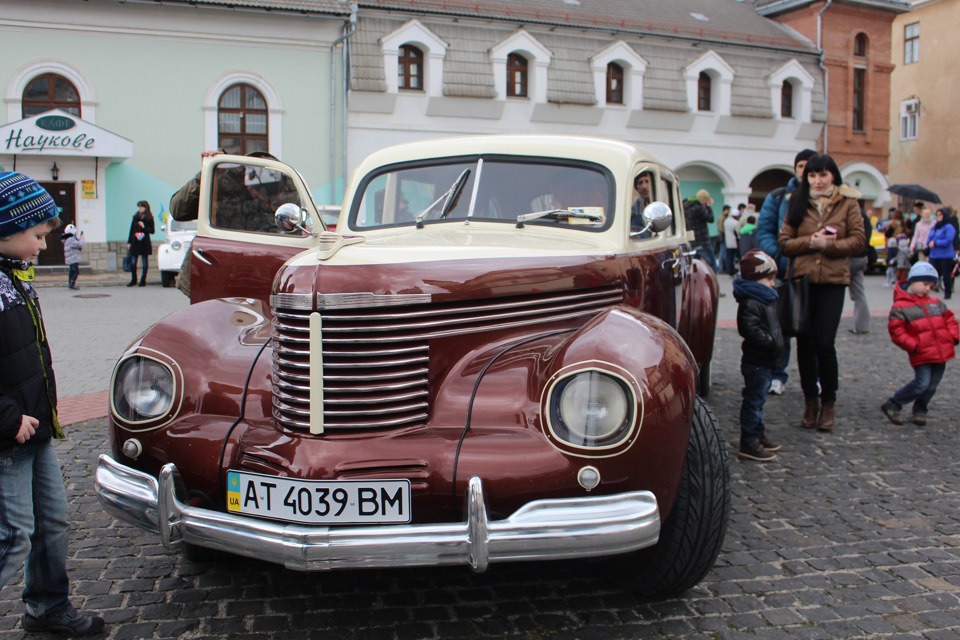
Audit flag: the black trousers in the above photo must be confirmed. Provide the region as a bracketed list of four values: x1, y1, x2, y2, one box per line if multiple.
[796, 283, 846, 403]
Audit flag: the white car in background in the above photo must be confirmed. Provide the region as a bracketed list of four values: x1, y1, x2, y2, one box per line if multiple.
[157, 218, 197, 287]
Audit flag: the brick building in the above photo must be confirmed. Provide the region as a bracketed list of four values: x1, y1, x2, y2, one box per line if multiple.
[756, 0, 911, 206]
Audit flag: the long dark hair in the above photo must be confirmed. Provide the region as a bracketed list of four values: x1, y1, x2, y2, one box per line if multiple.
[136, 200, 154, 222]
[785, 153, 843, 229]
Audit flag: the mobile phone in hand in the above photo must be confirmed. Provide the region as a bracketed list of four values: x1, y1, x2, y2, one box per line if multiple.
[824, 226, 837, 235]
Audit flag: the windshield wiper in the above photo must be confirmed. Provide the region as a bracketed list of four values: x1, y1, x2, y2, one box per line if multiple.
[415, 169, 471, 229]
[515, 207, 603, 229]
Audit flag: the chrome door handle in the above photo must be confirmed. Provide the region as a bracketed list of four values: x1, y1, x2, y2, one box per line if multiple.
[192, 248, 212, 266]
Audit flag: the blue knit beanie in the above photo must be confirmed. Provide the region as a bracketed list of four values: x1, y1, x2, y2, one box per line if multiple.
[0, 171, 59, 239]
[908, 261, 939, 284]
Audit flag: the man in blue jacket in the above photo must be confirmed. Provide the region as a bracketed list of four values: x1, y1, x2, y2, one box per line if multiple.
[755, 148, 816, 395]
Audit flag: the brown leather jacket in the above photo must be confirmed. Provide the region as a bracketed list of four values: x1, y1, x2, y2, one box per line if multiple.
[778, 184, 865, 285]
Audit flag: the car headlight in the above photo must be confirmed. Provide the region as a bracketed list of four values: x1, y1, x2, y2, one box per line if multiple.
[112, 356, 175, 422]
[171, 240, 182, 251]
[549, 371, 634, 448]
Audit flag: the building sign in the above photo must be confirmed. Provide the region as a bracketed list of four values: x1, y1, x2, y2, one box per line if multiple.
[0, 109, 133, 159]
[81, 180, 97, 199]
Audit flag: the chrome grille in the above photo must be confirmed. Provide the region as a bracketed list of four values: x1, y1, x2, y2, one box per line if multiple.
[271, 286, 622, 431]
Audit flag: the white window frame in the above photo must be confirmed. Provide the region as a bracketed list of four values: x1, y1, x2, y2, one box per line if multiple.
[900, 99, 919, 140]
[203, 72, 283, 158]
[490, 30, 552, 103]
[904, 22, 920, 65]
[6, 60, 97, 123]
[381, 19, 448, 97]
[590, 41, 647, 109]
[768, 59, 815, 122]
[684, 50, 734, 116]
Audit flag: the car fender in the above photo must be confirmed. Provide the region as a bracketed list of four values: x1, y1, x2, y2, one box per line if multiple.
[678, 257, 718, 373]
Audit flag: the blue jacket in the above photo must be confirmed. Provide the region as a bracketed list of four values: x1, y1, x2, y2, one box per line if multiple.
[755, 176, 800, 279]
[928, 223, 957, 260]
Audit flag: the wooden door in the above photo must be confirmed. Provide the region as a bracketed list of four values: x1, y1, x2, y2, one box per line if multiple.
[37, 181, 75, 265]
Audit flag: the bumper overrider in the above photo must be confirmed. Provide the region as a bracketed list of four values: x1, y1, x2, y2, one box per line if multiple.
[95, 454, 661, 571]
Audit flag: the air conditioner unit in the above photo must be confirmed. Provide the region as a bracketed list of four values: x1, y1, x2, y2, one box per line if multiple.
[905, 101, 919, 114]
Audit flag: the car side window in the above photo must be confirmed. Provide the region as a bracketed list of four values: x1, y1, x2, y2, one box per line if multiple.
[210, 165, 305, 234]
[630, 170, 657, 238]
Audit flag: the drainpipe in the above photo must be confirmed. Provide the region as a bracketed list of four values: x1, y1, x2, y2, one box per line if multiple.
[817, 0, 832, 154]
[330, 3, 358, 204]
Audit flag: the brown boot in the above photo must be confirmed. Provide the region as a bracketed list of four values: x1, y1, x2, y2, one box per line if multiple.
[817, 401, 835, 431]
[801, 397, 820, 429]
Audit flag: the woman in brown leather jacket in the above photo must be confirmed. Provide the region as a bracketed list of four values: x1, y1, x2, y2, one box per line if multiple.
[778, 154, 865, 431]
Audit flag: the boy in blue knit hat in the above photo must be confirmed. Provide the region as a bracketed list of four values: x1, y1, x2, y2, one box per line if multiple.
[0, 172, 105, 636]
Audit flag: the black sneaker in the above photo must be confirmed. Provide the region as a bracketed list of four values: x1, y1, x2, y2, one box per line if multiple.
[759, 436, 781, 452]
[912, 412, 927, 426]
[880, 402, 903, 426]
[738, 440, 777, 462]
[23, 603, 104, 637]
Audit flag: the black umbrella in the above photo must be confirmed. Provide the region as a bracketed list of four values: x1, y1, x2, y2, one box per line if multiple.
[887, 183, 941, 204]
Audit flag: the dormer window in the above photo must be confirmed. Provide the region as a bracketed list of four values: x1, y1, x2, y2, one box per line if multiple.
[697, 72, 712, 112]
[606, 62, 624, 104]
[781, 81, 794, 118]
[507, 53, 528, 98]
[399, 45, 424, 91]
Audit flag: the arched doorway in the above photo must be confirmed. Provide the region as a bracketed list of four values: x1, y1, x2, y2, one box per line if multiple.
[749, 169, 793, 210]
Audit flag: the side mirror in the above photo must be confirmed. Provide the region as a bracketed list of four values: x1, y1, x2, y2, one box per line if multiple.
[275, 202, 317, 237]
[631, 202, 673, 238]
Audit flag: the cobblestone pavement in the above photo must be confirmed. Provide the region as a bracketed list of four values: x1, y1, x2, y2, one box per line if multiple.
[3, 323, 960, 639]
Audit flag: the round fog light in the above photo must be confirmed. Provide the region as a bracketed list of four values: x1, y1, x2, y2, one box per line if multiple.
[577, 465, 601, 491]
[122, 439, 143, 460]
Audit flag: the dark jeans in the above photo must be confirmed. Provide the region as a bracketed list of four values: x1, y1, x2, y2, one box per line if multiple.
[796, 283, 846, 403]
[694, 242, 717, 272]
[67, 263, 79, 288]
[740, 362, 773, 444]
[931, 257, 955, 298]
[723, 244, 737, 275]
[129, 254, 149, 284]
[889, 362, 946, 414]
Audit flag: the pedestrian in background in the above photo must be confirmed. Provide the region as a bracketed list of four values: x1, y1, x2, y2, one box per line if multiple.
[60, 223, 84, 290]
[684, 189, 716, 271]
[881, 261, 959, 427]
[778, 153, 865, 432]
[723, 206, 741, 275]
[733, 249, 783, 462]
[0, 172, 105, 637]
[848, 206, 871, 335]
[928, 207, 957, 299]
[756, 147, 817, 396]
[909, 207, 934, 263]
[126, 200, 154, 287]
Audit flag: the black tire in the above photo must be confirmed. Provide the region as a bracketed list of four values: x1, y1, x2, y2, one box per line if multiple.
[608, 397, 730, 596]
[697, 360, 711, 398]
[161, 271, 176, 288]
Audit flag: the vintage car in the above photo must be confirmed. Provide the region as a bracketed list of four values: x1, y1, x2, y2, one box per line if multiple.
[156, 218, 196, 287]
[96, 136, 728, 596]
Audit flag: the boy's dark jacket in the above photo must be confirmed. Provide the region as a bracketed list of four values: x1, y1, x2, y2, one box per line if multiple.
[0, 257, 60, 449]
[889, 282, 959, 367]
[733, 278, 784, 368]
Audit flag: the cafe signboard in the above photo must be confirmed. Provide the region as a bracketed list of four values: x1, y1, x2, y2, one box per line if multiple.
[0, 109, 133, 159]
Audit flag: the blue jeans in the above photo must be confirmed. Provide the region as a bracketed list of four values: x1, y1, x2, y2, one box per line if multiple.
[740, 363, 773, 444]
[695, 242, 717, 272]
[67, 263, 79, 288]
[889, 362, 946, 415]
[130, 254, 149, 284]
[0, 439, 70, 616]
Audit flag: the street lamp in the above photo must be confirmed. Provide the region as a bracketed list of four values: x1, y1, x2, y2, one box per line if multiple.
[51, 162, 60, 181]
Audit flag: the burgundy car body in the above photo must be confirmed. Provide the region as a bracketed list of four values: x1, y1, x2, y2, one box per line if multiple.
[97, 136, 726, 593]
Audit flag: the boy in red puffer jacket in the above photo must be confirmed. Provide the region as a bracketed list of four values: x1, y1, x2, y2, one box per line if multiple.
[881, 261, 960, 426]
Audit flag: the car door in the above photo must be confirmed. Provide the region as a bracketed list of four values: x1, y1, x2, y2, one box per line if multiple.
[190, 155, 323, 304]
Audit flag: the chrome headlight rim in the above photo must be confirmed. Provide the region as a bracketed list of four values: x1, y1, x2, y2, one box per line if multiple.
[109, 349, 183, 432]
[542, 363, 641, 456]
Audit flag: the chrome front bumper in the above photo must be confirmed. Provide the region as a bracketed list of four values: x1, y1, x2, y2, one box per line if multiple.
[95, 454, 660, 571]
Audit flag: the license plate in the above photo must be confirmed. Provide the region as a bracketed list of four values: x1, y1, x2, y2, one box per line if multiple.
[226, 471, 411, 525]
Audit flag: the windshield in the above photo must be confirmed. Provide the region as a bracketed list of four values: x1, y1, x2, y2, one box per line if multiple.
[351, 157, 613, 231]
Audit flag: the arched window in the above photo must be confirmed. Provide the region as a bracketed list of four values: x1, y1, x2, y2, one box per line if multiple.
[781, 81, 794, 118]
[507, 53, 528, 98]
[854, 33, 868, 57]
[697, 72, 712, 111]
[606, 62, 624, 104]
[22, 73, 81, 118]
[218, 83, 268, 155]
[398, 44, 424, 91]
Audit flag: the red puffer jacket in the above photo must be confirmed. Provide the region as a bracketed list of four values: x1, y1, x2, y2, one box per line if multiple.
[888, 283, 960, 367]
